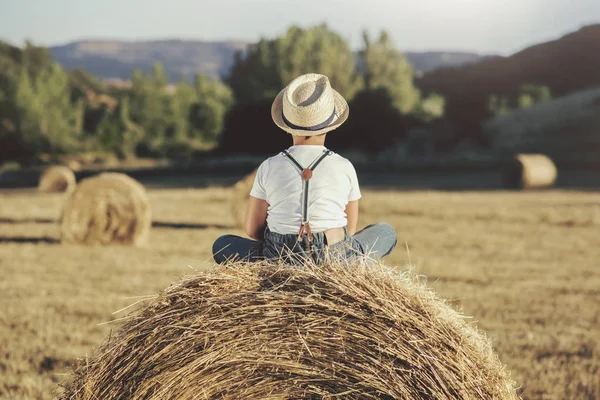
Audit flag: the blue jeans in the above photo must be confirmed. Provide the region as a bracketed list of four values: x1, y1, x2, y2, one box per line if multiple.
[212, 223, 397, 265]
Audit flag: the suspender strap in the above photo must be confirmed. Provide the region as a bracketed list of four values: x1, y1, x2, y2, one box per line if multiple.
[283, 151, 304, 172]
[281, 148, 333, 244]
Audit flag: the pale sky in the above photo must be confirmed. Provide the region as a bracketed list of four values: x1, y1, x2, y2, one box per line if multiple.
[1, 0, 599, 54]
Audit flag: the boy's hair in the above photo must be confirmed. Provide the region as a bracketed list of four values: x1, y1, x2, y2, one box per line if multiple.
[305, 133, 327, 140]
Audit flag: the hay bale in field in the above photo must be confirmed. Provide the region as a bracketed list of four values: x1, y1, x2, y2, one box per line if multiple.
[38, 166, 76, 193]
[503, 153, 558, 189]
[59, 172, 151, 246]
[65, 159, 83, 172]
[61, 262, 517, 400]
[231, 169, 257, 229]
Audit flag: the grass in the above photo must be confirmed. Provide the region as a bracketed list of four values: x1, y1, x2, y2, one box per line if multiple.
[1, 183, 599, 399]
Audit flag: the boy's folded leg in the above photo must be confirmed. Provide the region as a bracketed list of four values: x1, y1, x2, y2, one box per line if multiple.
[353, 222, 398, 260]
[212, 234, 263, 264]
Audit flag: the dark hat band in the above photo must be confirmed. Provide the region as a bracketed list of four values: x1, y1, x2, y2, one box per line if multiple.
[282, 108, 337, 131]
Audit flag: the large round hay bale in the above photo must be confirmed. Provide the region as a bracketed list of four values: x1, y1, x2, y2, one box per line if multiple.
[38, 166, 76, 193]
[59, 173, 151, 246]
[61, 262, 517, 399]
[231, 169, 257, 229]
[503, 154, 557, 189]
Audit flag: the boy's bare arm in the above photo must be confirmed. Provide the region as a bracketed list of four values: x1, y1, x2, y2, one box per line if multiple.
[345, 200, 359, 236]
[245, 196, 269, 241]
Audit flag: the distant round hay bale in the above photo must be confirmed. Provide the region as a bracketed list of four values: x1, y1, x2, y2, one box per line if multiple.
[503, 154, 557, 189]
[62, 262, 517, 399]
[59, 173, 151, 246]
[38, 166, 76, 193]
[65, 159, 83, 172]
[231, 169, 257, 229]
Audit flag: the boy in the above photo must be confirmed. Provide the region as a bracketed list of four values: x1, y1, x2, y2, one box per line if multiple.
[213, 73, 397, 264]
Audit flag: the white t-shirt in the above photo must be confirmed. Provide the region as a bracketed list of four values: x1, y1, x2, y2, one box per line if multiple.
[250, 145, 362, 234]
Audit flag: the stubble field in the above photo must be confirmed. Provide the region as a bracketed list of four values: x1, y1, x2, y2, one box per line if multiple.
[1, 175, 599, 399]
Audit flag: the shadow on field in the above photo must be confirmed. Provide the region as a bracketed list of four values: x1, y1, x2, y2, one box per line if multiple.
[3, 168, 600, 192]
[0, 236, 60, 244]
[140, 170, 600, 192]
[152, 221, 231, 230]
[0, 218, 231, 230]
[0, 217, 55, 224]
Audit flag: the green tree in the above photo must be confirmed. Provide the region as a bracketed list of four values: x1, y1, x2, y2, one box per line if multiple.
[20, 41, 55, 78]
[190, 98, 227, 143]
[413, 93, 446, 122]
[97, 97, 144, 158]
[128, 64, 171, 152]
[518, 93, 535, 109]
[195, 74, 233, 109]
[1, 40, 80, 161]
[126, 67, 233, 156]
[190, 73, 233, 143]
[14, 63, 83, 154]
[166, 78, 197, 142]
[489, 84, 552, 117]
[13, 69, 38, 148]
[68, 68, 105, 103]
[488, 94, 511, 117]
[518, 84, 552, 109]
[360, 30, 421, 114]
[228, 24, 362, 104]
[0, 41, 22, 127]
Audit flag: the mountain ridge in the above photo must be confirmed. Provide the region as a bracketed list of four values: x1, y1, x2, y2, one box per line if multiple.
[49, 39, 491, 81]
[50, 39, 249, 81]
[417, 23, 600, 139]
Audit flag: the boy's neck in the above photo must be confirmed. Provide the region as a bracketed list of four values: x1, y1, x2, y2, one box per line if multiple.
[292, 134, 327, 147]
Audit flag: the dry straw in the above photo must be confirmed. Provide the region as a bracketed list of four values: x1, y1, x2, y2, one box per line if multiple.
[231, 169, 258, 229]
[59, 172, 151, 246]
[38, 165, 76, 193]
[503, 154, 557, 189]
[61, 261, 518, 399]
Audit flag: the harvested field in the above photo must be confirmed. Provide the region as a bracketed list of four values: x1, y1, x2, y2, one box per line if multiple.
[1, 179, 599, 399]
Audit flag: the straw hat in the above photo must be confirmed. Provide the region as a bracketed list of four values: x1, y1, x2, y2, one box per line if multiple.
[271, 73, 349, 136]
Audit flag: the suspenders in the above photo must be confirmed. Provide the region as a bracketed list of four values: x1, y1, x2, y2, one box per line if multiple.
[281, 148, 333, 248]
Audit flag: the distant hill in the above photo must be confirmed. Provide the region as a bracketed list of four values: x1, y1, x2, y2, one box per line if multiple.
[50, 40, 249, 81]
[484, 86, 600, 168]
[50, 39, 489, 82]
[404, 51, 490, 75]
[418, 24, 600, 139]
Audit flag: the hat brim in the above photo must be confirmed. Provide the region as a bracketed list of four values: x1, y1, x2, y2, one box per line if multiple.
[271, 88, 349, 136]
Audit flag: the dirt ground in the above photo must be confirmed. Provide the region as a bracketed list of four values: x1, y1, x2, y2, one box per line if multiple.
[1, 175, 599, 399]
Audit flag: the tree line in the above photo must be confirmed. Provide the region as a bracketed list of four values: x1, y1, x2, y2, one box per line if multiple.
[0, 40, 233, 163]
[0, 24, 550, 165]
